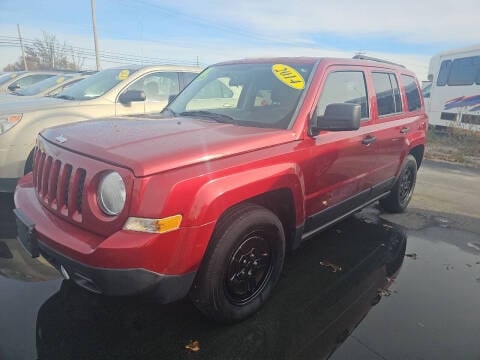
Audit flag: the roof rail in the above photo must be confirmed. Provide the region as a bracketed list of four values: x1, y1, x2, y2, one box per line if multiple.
[352, 54, 405, 68]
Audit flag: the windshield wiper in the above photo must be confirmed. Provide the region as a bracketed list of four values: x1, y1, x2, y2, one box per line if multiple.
[55, 94, 75, 100]
[179, 110, 235, 123]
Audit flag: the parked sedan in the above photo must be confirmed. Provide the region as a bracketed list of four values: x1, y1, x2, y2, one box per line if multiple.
[0, 65, 202, 192]
[0, 73, 93, 103]
[0, 71, 60, 95]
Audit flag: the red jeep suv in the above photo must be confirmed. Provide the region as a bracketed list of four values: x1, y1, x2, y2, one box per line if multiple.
[14, 56, 427, 322]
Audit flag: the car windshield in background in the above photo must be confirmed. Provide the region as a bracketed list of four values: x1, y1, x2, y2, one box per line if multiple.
[167, 62, 314, 129]
[16, 75, 75, 96]
[0, 73, 18, 86]
[55, 68, 137, 101]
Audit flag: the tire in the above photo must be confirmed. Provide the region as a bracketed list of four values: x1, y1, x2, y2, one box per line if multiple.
[24, 149, 34, 175]
[190, 203, 286, 323]
[380, 154, 417, 213]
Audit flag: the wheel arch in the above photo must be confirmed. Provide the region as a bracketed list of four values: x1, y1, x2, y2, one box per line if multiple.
[409, 144, 424, 169]
[185, 164, 306, 230]
[235, 188, 297, 250]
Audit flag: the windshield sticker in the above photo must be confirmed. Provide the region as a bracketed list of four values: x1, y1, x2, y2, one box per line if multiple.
[118, 70, 130, 81]
[272, 64, 305, 90]
[56, 77, 65, 84]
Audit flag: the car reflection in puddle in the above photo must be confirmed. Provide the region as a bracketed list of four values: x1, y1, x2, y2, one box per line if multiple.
[1, 214, 406, 360]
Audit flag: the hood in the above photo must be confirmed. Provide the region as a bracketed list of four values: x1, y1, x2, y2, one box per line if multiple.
[0, 93, 42, 103]
[0, 96, 76, 114]
[40, 117, 296, 176]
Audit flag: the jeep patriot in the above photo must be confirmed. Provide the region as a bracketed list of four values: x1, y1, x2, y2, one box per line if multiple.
[14, 57, 427, 322]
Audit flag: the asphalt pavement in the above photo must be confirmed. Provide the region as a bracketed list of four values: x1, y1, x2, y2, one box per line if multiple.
[0, 159, 479, 360]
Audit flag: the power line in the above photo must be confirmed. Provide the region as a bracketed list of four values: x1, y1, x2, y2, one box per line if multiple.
[0, 36, 204, 68]
[0, 36, 203, 65]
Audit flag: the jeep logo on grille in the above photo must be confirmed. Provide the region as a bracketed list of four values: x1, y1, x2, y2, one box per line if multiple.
[55, 135, 67, 144]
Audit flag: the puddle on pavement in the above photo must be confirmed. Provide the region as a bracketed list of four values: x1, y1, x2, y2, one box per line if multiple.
[1, 191, 479, 360]
[0, 208, 407, 360]
[332, 225, 480, 360]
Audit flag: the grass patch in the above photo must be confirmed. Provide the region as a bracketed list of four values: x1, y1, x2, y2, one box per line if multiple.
[426, 127, 480, 167]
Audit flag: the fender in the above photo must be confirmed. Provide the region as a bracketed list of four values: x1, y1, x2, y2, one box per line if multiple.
[408, 132, 427, 152]
[185, 162, 306, 228]
[393, 119, 426, 177]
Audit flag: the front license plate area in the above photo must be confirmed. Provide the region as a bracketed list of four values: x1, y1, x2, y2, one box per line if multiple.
[13, 208, 39, 258]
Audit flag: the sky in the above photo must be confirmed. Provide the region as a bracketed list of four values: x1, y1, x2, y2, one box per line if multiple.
[1, 0, 480, 80]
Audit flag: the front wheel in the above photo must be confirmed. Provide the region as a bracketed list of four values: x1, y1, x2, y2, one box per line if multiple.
[190, 203, 285, 323]
[380, 154, 417, 213]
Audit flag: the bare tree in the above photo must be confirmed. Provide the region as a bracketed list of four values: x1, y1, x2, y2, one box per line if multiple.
[3, 31, 84, 71]
[69, 46, 86, 70]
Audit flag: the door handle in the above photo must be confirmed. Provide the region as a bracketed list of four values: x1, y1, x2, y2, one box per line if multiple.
[362, 135, 376, 145]
[400, 127, 410, 134]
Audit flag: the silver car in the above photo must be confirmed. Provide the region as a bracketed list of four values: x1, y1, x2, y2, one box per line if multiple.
[0, 65, 202, 192]
[0, 73, 93, 102]
[0, 71, 60, 95]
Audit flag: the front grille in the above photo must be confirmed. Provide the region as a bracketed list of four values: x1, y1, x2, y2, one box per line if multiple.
[33, 147, 86, 221]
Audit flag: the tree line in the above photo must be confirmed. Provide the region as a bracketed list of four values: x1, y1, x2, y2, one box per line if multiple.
[3, 31, 84, 72]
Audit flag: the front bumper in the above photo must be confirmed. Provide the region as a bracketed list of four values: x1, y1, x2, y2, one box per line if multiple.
[13, 175, 215, 303]
[39, 241, 195, 302]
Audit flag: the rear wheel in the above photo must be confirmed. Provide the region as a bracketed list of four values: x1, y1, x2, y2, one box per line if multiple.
[380, 154, 417, 213]
[190, 203, 285, 323]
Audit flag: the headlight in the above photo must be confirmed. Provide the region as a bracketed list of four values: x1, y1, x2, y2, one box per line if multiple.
[97, 172, 126, 216]
[0, 114, 22, 134]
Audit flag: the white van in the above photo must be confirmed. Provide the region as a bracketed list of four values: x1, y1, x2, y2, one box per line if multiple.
[426, 44, 480, 132]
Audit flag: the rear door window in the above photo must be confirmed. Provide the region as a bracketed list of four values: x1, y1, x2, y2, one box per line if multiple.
[372, 72, 403, 116]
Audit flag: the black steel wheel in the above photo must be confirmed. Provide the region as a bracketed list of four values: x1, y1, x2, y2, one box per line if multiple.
[225, 230, 275, 305]
[190, 203, 285, 323]
[380, 154, 418, 213]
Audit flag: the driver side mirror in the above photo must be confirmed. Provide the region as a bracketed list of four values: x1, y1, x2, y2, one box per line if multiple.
[7, 84, 20, 92]
[312, 103, 361, 135]
[118, 90, 146, 105]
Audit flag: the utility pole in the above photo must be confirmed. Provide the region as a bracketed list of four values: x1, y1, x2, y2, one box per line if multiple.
[17, 24, 28, 71]
[91, 0, 101, 70]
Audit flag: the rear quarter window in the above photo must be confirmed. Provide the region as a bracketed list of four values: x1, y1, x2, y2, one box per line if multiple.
[401, 75, 422, 112]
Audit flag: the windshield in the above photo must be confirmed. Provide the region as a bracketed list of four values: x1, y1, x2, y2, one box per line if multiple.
[0, 73, 19, 86]
[55, 68, 137, 101]
[16, 75, 75, 96]
[166, 62, 314, 129]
